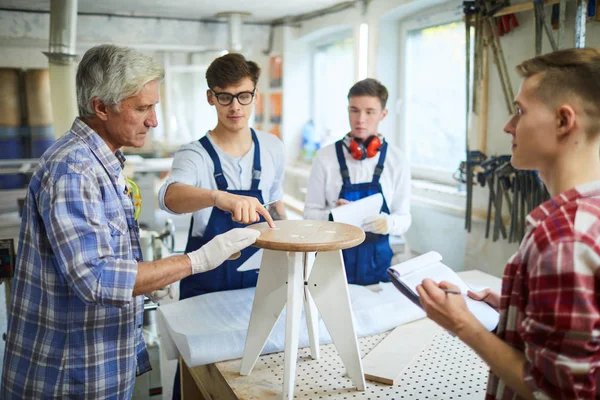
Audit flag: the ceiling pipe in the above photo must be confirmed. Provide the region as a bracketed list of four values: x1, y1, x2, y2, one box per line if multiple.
[44, 0, 78, 64]
[44, 0, 79, 139]
[216, 11, 251, 53]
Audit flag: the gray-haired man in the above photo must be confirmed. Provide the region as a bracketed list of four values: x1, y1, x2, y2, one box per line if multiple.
[1, 44, 259, 398]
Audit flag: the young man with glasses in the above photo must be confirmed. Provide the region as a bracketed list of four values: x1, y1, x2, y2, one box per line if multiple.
[160, 53, 285, 400]
[159, 53, 285, 299]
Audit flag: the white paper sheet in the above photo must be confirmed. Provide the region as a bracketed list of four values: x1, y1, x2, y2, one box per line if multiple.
[157, 282, 427, 368]
[330, 193, 383, 228]
[236, 248, 263, 272]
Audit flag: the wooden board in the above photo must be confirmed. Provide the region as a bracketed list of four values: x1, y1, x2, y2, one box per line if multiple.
[248, 220, 365, 252]
[493, 0, 560, 17]
[362, 318, 443, 385]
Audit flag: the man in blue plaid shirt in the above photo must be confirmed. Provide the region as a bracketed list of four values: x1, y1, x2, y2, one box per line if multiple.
[1, 44, 261, 399]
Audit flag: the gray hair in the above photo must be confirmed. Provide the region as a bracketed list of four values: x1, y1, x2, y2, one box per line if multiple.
[76, 44, 165, 118]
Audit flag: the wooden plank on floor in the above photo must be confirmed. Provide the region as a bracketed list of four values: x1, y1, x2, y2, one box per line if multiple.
[362, 318, 443, 385]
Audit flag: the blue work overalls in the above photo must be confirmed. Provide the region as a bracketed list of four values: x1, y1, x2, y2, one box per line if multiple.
[333, 139, 393, 285]
[173, 130, 265, 400]
[179, 129, 265, 300]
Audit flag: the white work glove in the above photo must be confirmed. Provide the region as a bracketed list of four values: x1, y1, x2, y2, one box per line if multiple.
[186, 228, 261, 274]
[146, 285, 174, 303]
[362, 213, 391, 235]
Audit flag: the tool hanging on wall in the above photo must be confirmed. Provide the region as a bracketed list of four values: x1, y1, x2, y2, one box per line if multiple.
[551, 0, 568, 49]
[464, 1, 516, 115]
[496, 12, 519, 36]
[533, 0, 559, 55]
[575, 0, 588, 48]
[470, 155, 550, 243]
[464, 0, 477, 190]
[481, 1, 516, 115]
[475, 155, 510, 239]
[464, 150, 487, 233]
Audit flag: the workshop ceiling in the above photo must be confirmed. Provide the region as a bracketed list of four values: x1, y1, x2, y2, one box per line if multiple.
[0, 0, 350, 23]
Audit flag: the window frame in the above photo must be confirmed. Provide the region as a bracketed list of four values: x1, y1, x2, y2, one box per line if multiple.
[397, 6, 467, 187]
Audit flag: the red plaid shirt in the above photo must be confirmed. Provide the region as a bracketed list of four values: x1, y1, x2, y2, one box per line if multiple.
[486, 181, 600, 399]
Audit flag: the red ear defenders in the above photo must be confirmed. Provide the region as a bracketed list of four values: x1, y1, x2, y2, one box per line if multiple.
[347, 136, 382, 160]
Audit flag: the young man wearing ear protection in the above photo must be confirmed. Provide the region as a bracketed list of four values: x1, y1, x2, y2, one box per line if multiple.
[304, 78, 411, 285]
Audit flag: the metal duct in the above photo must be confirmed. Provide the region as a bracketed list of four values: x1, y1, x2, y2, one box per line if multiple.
[216, 12, 250, 53]
[44, 0, 79, 138]
[46, 0, 78, 63]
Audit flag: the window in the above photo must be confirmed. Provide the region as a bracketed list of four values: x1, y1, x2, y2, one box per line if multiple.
[401, 17, 468, 184]
[312, 32, 355, 148]
[166, 65, 216, 151]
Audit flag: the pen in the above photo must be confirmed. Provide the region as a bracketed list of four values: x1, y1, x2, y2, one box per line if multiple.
[262, 199, 279, 208]
[443, 289, 462, 295]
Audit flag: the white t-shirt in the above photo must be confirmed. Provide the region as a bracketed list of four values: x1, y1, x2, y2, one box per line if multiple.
[158, 130, 285, 238]
[303, 135, 411, 236]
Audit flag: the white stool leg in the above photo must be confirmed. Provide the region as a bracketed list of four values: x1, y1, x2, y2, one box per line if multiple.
[307, 250, 366, 391]
[303, 251, 319, 360]
[240, 250, 289, 376]
[283, 251, 304, 400]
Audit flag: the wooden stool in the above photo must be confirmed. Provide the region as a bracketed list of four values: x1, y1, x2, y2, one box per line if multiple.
[240, 220, 366, 399]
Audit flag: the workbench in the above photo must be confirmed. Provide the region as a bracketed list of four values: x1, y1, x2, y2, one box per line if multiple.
[180, 270, 501, 400]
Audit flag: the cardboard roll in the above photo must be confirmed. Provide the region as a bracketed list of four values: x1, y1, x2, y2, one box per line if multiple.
[0, 69, 21, 126]
[26, 69, 54, 127]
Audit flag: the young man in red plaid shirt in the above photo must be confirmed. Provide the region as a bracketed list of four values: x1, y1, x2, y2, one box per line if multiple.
[417, 48, 600, 399]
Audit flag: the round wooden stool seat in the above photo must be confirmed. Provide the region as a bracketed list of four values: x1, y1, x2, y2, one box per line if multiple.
[247, 220, 365, 252]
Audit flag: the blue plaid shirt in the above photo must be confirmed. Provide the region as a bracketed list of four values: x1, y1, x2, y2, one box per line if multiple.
[1, 118, 150, 399]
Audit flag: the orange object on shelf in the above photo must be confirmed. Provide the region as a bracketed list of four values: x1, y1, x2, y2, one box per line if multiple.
[269, 93, 282, 124]
[269, 56, 282, 88]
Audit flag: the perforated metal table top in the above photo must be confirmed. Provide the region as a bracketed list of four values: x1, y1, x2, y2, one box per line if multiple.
[212, 329, 489, 399]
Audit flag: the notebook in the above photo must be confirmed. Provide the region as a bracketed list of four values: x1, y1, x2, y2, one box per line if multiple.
[387, 251, 499, 332]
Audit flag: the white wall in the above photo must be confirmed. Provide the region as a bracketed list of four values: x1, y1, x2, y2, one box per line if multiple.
[280, 27, 311, 165]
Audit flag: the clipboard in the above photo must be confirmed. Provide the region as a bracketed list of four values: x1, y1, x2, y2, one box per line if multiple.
[386, 252, 499, 332]
[330, 193, 384, 228]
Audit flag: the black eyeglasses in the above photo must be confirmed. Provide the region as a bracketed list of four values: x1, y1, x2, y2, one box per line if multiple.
[210, 89, 256, 106]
